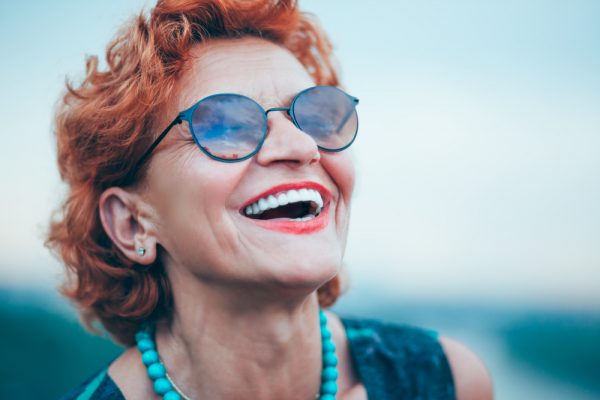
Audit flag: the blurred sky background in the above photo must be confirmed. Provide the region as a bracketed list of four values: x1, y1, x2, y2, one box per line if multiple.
[1, 1, 599, 399]
[1, 0, 598, 309]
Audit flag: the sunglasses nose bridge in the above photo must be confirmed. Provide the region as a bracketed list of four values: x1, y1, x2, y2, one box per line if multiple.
[264, 106, 296, 133]
[255, 106, 321, 166]
[265, 107, 291, 116]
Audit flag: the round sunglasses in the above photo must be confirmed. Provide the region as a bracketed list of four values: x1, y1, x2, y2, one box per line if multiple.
[132, 85, 359, 172]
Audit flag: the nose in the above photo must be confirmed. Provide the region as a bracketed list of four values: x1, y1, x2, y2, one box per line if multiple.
[255, 109, 320, 167]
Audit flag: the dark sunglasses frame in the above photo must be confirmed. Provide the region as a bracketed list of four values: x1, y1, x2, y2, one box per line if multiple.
[132, 85, 359, 172]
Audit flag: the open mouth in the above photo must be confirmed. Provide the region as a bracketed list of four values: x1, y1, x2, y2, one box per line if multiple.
[238, 184, 331, 234]
[245, 200, 321, 221]
[239, 181, 331, 230]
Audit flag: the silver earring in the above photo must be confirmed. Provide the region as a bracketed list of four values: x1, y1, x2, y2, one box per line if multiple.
[137, 247, 146, 256]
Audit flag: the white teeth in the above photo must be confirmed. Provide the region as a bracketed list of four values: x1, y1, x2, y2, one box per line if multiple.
[276, 193, 289, 206]
[267, 195, 279, 209]
[298, 188, 309, 199]
[258, 198, 269, 212]
[293, 214, 315, 221]
[308, 189, 323, 208]
[287, 190, 300, 203]
[243, 187, 325, 217]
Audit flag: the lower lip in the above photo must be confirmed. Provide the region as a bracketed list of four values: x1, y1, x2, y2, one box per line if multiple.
[242, 203, 330, 234]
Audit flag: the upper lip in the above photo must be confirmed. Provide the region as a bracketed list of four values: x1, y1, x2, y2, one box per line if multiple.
[239, 181, 332, 213]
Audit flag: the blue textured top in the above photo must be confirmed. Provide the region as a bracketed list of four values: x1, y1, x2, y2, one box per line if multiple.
[59, 315, 455, 399]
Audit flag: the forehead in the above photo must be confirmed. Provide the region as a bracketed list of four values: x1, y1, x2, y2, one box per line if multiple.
[174, 37, 315, 110]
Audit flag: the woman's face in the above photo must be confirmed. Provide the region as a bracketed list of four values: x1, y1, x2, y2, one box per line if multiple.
[142, 36, 355, 293]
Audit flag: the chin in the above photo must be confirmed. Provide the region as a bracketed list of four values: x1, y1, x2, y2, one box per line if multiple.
[266, 253, 340, 291]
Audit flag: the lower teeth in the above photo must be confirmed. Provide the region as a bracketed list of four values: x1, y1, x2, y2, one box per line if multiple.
[292, 214, 316, 221]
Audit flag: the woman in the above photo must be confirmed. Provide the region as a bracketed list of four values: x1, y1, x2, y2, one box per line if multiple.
[47, 1, 492, 399]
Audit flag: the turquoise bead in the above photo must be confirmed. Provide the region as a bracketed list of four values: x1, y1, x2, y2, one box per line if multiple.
[323, 353, 338, 367]
[137, 338, 155, 352]
[141, 350, 159, 366]
[320, 395, 336, 400]
[321, 366, 338, 381]
[321, 381, 337, 394]
[319, 311, 327, 325]
[164, 390, 182, 400]
[322, 341, 336, 353]
[321, 327, 332, 340]
[135, 331, 151, 342]
[153, 377, 173, 395]
[147, 362, 166, 379]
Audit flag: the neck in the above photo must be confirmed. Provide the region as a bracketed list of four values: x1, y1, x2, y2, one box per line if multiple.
[153, 279, 325, 400]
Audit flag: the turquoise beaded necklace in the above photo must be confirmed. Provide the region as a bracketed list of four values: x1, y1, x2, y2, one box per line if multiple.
[135, 307, 339, 400]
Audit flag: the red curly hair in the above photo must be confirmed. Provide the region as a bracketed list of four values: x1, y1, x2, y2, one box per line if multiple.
[45, 0, 346, 347]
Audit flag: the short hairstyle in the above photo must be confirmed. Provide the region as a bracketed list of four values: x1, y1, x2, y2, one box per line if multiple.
[45, 0, 346, 347]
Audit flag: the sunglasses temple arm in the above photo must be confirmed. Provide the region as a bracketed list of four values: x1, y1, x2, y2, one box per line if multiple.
[131, 117, 183, 174]
[119, 116, 182, 186]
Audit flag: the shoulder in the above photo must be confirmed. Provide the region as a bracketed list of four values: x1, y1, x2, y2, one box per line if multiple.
[438, 335, 494, 400]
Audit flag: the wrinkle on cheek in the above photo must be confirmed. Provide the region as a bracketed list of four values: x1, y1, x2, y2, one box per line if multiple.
[214, 216, 241, 258]
[146, 153, 194, 229]
[211, 187, 244, 255]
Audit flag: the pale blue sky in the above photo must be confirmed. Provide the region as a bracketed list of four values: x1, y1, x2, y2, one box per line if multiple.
[1, 1, 599, 309]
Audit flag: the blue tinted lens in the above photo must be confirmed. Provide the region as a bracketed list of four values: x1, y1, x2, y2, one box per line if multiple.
[292, 86, 358, 151]
[191, 94, 266, 160]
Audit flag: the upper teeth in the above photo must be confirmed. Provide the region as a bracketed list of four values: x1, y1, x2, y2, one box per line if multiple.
[244, 188, 324, 216]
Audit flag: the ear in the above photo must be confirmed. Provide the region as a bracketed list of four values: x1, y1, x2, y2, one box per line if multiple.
[98, 187, 158, 265]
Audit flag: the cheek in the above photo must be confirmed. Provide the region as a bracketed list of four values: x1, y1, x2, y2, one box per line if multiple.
[148, 153, 246, 234]
[320, 150, 355, 255]
[321, 150, 356, 205]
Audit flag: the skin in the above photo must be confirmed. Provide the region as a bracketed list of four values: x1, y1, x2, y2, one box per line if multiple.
[99, 36, 492, 399]
[440, 337, 494, 400]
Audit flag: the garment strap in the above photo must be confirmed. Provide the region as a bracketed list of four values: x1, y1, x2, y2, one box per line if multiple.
[76, 368, 108, 400]
[341, 315, 455, 399]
